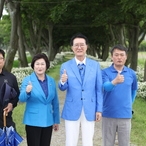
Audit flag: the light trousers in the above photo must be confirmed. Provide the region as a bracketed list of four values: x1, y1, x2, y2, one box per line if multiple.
[65, 109, 95, 146]
[102, 117, 131, 146]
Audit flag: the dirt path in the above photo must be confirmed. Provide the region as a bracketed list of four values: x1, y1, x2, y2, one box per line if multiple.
[51, 90, 102, 146]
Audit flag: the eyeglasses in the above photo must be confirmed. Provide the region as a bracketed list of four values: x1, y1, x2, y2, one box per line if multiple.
[73, 43, 86, 48]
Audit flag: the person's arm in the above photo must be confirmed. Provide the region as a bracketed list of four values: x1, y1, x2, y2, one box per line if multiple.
[58, 65, 68, 91]
[102, 70, 124, 92]
[4, 75, 19, 114]
[102, 69, 115, 92]
[19, 76, 31, 102]
[132, 90, 137, 103]
[52, 78, 60, 124]
[9, 76, 19, 108]
[103, 81, 115, 91]
[96, 63, 103, 113]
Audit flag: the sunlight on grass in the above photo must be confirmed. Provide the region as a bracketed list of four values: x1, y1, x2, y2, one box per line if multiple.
[13, 103, 26, 137]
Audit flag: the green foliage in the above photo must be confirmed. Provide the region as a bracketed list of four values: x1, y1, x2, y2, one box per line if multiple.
[48, 61, 63, 80]
[120, 0, 146, 16]
[13, 56, 32, 68]
[139, 41, 146, 51]
[0, 15, 11, 46]
[12, 61, 19, 68]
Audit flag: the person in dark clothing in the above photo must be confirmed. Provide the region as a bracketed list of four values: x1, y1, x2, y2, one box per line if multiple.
[0, 49, 19, 129]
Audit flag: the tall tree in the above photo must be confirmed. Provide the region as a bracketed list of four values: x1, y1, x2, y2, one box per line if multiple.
[0, 0, 5, 18]
[5, 0, 19, 71]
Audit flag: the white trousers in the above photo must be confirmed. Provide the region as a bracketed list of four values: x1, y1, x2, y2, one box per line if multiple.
[65, 109, 95, 146]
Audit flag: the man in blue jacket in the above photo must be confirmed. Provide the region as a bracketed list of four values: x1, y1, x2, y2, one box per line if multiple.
[58, 33, 103, 146]
[102, 44, 138, 146]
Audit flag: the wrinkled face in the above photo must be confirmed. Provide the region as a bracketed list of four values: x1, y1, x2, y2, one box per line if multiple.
[0, 54, 5, 70]
[72, 38, 87, 59]
[111, 49, 127, 67]
[34, 58, 46, 75]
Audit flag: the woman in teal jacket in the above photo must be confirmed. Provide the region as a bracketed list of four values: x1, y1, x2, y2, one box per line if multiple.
[19, 53, 60, 146]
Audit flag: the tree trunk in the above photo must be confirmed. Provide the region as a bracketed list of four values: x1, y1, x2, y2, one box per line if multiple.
[47, 22, 54, 61]
[102, 44, 109, 61]
[28, 19, 42, 55]
[87, 45, 96, 57]
[95, 45, 102, 59]
[144, 60, 146, 81]
[0, 0, 5, 18]
[5, 1, 19, 72]
[129, 24, 139, 71]
[17, 10, 28, 67]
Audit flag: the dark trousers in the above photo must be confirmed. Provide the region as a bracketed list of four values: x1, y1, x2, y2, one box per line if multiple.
[25, 125, 53, 146]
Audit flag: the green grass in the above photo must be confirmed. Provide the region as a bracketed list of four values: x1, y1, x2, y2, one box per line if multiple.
[13, 56, 32, 68]
[13, 103, 25, 136]
[138, 52, 146, 67]
[131, 98, 146, 145]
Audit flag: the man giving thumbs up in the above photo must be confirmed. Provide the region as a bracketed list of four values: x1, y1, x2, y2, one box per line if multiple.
[102, 44, 138, 146]
[58, 33, 103, 146]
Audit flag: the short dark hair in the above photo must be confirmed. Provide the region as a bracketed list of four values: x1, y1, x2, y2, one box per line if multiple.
[0, 49, 5, 58]
[31, 53, 50, 70]
[110, 44, 128, 55]
[70, 33, 89, 46]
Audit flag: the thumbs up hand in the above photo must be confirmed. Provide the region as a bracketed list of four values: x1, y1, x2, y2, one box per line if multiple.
[112, 71, 124, 85]
[26, 81, 33, 93]
[61, 69, 68, 83]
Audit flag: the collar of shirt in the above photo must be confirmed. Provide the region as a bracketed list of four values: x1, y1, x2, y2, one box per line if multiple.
[0, 69, 5, 76]
[111, 63, 127, 73]
[75, 57, 86, 65]
[37, 75, 48, 97]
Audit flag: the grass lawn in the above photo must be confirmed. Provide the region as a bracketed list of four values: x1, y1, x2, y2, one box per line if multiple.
[131, 98, 146, 145]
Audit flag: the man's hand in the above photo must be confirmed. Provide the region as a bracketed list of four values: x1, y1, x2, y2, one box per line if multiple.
[96, 112, 102, 122]
[26, 81, 33, 93]
[53, 124, 59, 131]
[61, 69, 68, 83]
[3, 103, 13, 116]
[112, 71, 124, 85]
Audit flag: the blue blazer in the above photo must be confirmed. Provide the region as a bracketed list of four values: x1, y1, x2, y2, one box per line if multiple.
[19, 72, 60, 127]
[58, 58, 103, 121]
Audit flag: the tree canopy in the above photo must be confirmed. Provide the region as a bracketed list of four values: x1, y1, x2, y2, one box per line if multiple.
[1, 0, 146, 71]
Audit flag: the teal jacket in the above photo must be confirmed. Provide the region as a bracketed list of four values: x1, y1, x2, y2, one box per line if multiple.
[19, 72, 60, 127]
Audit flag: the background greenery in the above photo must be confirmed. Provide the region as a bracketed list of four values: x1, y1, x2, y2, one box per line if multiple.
[1, 0, 146, 72]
